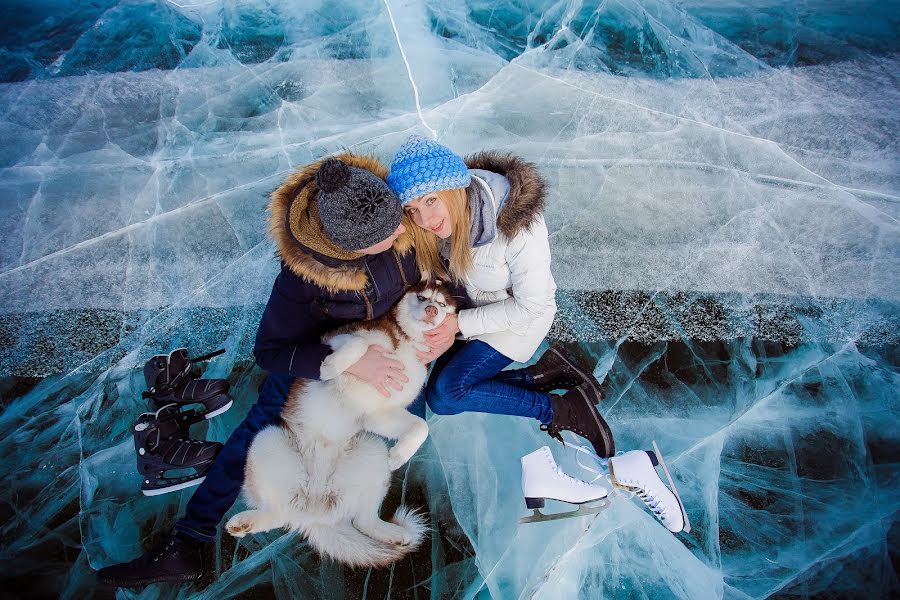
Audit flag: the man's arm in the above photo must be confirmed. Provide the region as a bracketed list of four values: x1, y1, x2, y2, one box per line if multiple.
[252, 268, 332, 380]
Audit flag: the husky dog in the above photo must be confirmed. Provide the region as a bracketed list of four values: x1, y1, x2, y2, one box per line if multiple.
[226, 281, 458, 567]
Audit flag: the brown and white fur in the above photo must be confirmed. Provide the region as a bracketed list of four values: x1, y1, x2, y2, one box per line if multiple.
[225, 281, 457, 567]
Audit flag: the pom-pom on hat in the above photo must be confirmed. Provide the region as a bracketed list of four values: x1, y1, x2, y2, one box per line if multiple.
[386, 136, 471, 204]
[315, 158, 402, 251]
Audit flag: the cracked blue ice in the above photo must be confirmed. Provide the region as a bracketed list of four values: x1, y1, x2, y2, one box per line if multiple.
[0, 1, 898, 598]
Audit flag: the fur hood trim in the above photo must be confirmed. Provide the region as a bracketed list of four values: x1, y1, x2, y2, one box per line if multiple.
[269, 153, 413, 293]
[464, 151, 546, 239]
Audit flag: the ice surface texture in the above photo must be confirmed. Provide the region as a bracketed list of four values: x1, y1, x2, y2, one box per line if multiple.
[0, 1, 897, 598]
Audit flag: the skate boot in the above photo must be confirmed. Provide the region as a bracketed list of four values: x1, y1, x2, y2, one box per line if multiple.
[520, 446, 610, 524]
[528, 344, 605, 399]
[96, 533, 204, 588]
[540, 384, 616, 458]
[143, 348, 232, 425]
[134, 405, 222, 496]
[607, 442, 690, 533]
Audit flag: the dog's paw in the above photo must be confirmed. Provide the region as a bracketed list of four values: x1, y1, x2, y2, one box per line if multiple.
[318, 360, 340, 381]
[226, 515, 254, 538]
[393, 529, 417, 547]
[388, 448, 409, 471]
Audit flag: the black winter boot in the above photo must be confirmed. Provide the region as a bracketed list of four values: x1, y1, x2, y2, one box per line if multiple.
[527, 344, 605, 399]
[96, 533, 205, 588]
[541, 384, 616, 458]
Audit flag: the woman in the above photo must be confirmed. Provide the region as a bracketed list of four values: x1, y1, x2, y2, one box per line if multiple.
[387, 136, 615, 458]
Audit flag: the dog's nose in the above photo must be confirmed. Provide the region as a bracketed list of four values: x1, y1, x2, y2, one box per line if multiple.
[425, 305, 437, 317]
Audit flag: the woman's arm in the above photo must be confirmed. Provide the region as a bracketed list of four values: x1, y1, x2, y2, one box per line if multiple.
[469, 287, 512, 305]
[457, 216, 555, 337]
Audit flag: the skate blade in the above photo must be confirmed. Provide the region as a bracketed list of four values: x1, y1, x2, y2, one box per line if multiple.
[519, 498, 610, 524]
[142, 476, 205, 496]
[651, 440, 691, 534]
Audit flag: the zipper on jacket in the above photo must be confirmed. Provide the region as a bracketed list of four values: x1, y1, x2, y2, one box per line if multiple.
[364, 262, 381, 300]
[392, 250, 409, 288]
[361, 289, 373, 320]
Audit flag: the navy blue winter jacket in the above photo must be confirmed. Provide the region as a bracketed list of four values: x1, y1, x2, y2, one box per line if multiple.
[252, 249, 419, 380]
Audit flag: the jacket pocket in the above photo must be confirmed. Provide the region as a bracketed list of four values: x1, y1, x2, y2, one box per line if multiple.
[315, 295, 368, 322]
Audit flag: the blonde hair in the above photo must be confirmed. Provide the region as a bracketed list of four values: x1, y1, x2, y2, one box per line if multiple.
[405, 187, 473, 284]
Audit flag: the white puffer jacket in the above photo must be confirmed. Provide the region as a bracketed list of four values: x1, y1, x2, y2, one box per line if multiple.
[456, 154, 557, 363]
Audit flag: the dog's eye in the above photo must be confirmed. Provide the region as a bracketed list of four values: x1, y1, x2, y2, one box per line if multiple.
[416, 295, 426, 302]
[438, 302, 446, 307]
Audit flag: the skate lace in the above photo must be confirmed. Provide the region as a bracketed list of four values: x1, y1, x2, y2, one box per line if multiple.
[542, 450, 593, 487]
[153, 539, 175, 562]
[630, 482, 668, 521]
[570, 443, 609, 484]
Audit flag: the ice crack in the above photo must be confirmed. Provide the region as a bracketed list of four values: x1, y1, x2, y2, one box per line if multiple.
[382, 0, 437, 139]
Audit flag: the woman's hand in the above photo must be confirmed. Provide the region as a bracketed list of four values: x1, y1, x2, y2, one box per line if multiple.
[346, 344, 409, 398]
[418, 314, 460, 364]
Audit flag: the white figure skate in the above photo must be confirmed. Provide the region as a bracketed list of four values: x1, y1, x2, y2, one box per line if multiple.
[607, 441, 690, 533]
[519, 446, 610, 524]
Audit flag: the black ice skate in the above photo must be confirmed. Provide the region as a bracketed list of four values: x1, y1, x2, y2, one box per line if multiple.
[528, 343, 605, 399]
[541, 384, 616, 458]
[134, 405, 222, 496]
[143, 348, 232, 425]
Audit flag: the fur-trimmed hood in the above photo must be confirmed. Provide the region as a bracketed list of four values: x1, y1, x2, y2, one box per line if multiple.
[464, 151, 546, 239]
[269, 153, 413, 293]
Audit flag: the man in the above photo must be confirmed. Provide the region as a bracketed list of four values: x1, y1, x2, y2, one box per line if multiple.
[97, 154, 448, 587]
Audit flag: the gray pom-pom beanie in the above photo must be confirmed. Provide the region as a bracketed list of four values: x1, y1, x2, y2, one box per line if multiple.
[315, 158, 402, 251]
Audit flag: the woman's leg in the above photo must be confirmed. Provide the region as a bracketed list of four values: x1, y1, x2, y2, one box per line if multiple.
[491, 367, 533, 388]
[407, 340, 468, 419]
[425, 341, 553, 424]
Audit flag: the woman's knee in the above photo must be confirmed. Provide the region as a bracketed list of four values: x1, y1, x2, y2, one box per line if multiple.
[430, 369, 469, 404]
[425, 380, 464, 415]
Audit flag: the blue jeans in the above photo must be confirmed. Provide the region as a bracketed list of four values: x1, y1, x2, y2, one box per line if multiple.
[175, 372, 294, 542]
[424, 340, 554, 424]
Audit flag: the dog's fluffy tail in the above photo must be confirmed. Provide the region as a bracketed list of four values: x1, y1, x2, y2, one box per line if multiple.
[303, 506, 428, 568]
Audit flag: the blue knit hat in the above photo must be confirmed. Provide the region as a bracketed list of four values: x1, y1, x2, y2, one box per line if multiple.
[387, 136, 471, 204]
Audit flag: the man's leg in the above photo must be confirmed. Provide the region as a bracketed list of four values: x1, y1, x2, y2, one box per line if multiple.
[175, 371, 294, 541]
[97, 372, 295, 587]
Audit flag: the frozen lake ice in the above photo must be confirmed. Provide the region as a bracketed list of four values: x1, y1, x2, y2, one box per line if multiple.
[0, 1, 898, 598]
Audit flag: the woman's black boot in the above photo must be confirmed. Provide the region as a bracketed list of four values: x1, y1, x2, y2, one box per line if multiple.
[541, 383, 616, 458]
[527, 344, 604, 400]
